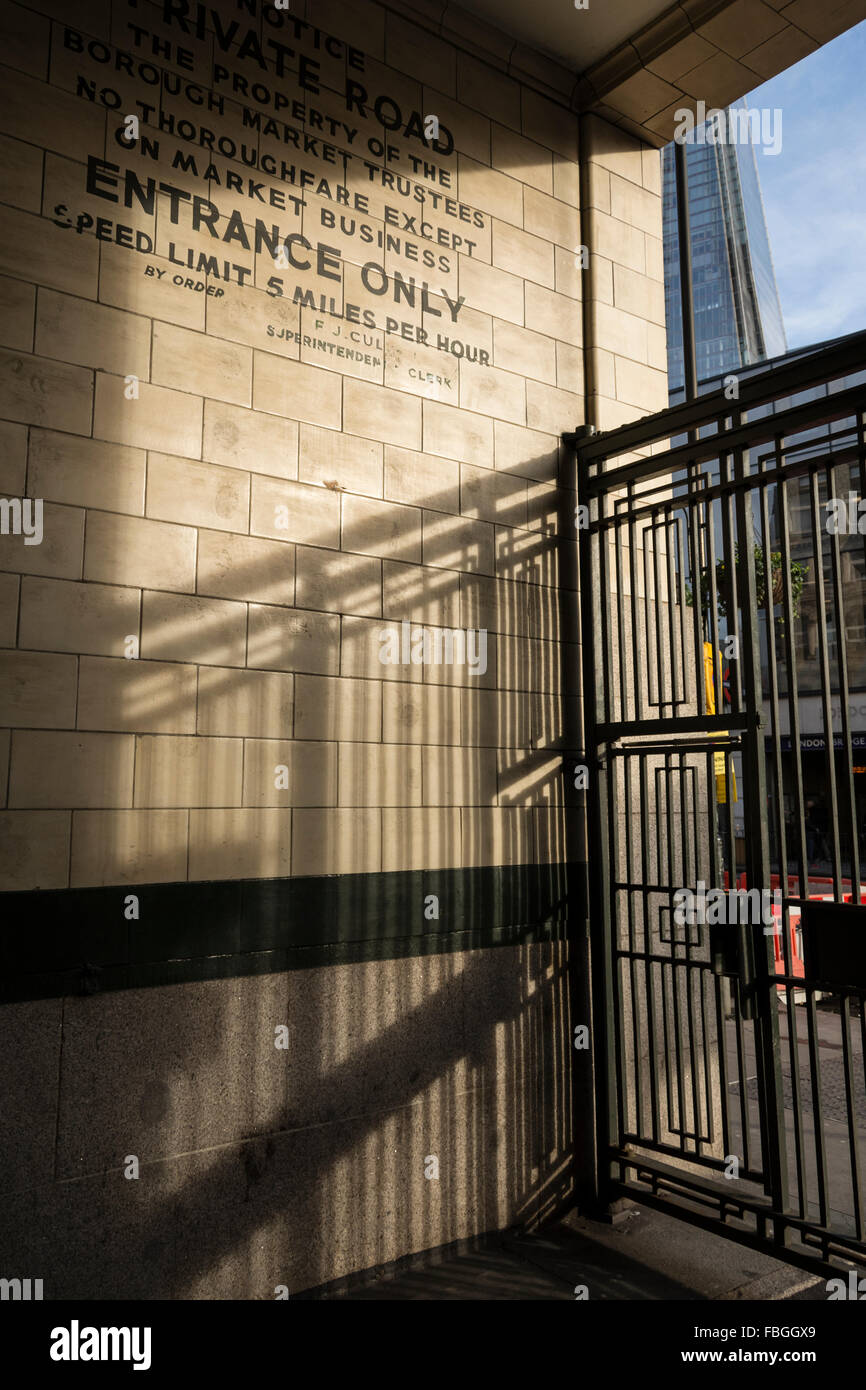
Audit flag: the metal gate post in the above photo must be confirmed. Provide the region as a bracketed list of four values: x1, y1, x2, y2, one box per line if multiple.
[733, 443, 790, 1232]
[576, 441, 619, 1212]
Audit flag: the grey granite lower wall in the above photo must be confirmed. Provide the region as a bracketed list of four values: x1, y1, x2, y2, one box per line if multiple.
[0, 941, 574, 1298]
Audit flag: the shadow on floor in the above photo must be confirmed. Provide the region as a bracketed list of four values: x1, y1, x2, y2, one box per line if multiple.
[324, 1204, 830, 1301]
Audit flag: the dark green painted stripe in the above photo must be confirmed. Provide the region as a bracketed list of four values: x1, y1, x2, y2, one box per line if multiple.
[0, 862, 587, 1002]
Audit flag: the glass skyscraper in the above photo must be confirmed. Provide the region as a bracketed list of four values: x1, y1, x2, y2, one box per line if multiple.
[663, 98, 787, 396]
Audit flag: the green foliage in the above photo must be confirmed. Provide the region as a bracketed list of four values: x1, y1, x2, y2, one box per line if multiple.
[686, 544, 808, 623]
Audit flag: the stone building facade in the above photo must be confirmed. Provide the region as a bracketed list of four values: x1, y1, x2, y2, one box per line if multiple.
[0, 0, 669, 1296]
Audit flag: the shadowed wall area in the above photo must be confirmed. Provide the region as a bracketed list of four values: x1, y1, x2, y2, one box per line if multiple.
[0, 0, 667, 1296]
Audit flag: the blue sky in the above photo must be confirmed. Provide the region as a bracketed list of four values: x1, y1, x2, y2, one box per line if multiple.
[745, 21, 866, 349]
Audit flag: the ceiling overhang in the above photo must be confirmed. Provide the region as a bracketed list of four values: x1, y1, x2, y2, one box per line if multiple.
[402, 0, 866, 147]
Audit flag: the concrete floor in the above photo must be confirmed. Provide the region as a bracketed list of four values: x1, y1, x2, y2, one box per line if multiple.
[332, 1204, 830, 1300]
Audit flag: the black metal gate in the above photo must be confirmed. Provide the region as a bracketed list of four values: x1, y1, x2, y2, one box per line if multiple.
[573, 332, 866, 1277]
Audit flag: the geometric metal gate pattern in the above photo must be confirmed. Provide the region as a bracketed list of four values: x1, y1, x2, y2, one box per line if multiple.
[573, 333, 866, 1277]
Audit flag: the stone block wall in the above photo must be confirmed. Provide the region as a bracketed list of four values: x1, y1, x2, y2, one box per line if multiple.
[0, 0, 663, 1296]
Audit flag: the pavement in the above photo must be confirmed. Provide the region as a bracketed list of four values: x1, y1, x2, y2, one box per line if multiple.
[725, 999, 864, 1236]
[331, 1204, 830, 1300]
